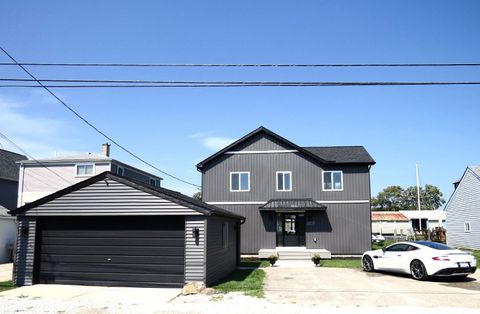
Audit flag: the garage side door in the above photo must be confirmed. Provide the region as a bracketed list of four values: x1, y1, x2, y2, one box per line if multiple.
[36, 216, 185, 287]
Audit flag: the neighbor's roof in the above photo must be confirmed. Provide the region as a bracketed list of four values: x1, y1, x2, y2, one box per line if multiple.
[19, 153, 111, 164]
[0, 149, 27, 181]
[260, 198, 327, 211]
[371, 211, 409, 222]
[10, 172, 244, 221]
[196, 126, 375, 169]
[470, 165, 480, 178]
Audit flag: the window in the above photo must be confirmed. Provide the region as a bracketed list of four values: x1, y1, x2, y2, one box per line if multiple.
[276, 171, 292, 191]
[464, 222, 471, 233]
[75, 164, 94, 177]
[117, 167, 124, 176]
[412, 218, 428, 231]
[150, 178, 160, 187]
[323, 171, 343, 191]
[230, 172, 250, 192]
[222, 222, 229, 249]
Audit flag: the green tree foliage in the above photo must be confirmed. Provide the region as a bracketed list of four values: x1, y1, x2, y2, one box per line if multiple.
[372, 184, 445, 211]
[371, 185, 404, 211]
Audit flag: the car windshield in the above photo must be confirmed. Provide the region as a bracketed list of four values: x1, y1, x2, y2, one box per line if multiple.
[414, 241, 453, 250]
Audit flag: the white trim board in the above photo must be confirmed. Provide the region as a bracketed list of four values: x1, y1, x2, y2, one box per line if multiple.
[207, 200, 370, 205]
[225, 150, 298, 155]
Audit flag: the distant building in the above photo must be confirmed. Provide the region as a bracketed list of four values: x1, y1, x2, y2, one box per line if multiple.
[399, 210, 446, 232]
[17, 143, 163, 206]
[445, 166, 480, 250]
[371, 211, 409, 236]
[0, 149, 27, 263]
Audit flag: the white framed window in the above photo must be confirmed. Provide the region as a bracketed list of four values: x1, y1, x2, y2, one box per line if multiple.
[464, 222, 471, 233]
[75, 164, 94, 177]
[276, 171, 292, 191]
[322, 171, 343, 191]
[117, 167, 124, 176]
[222, 222, 229, 249]
[230, 172, 250, 192]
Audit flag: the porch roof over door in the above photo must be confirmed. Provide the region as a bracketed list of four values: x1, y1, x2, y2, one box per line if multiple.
[259, 198, 327, 211]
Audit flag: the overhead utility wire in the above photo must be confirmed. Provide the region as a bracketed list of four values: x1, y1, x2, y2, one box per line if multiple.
[0, 46, 201, 188]
[1, 82, 480, 88]
[1, 62, 480, 67]
[0, 131, 72, 185]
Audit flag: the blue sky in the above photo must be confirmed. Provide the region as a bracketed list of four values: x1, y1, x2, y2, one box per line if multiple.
[1, 1, 479, 201]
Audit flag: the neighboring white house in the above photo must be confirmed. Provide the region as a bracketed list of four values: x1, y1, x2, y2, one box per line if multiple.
[371, 211, 409, 236]
[0, 206, 16, 263]
[399, 210, 446, 232]
[445, 166, 480, 250]
[17, 144, 163, 206]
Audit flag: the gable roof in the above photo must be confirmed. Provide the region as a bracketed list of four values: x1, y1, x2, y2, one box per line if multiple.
[445, 165, 480, 211]
[371, 211, 408, 222]
[196, 126, 375, 169]
[0, 149, 27, 181]
[10, 171, 244, 221]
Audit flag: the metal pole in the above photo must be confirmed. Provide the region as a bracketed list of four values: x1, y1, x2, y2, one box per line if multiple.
[416, 163, 421, 211]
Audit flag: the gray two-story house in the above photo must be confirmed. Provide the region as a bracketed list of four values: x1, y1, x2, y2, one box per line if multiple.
[197, 127, 375, 256]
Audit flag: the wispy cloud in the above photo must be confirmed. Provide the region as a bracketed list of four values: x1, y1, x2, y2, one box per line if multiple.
[189, 131, 235, 151]
[0, 97, 73, 158]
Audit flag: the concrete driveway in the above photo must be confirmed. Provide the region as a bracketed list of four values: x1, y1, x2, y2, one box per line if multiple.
[0, 284, 181, 304]
[264, 265, 480, 308]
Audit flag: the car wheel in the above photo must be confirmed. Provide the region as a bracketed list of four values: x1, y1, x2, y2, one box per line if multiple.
[362, 255, 374, 272]
[410, 260, 427, 280]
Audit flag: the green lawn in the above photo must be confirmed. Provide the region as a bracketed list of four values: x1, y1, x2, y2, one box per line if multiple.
[239, 259, 270, 268]
[472, 251, 480, 264]
[321, 258, 362, 268]
[0, 281, 14, 292]
[372, 239, 398, 250]
[213, 268, 266, 298]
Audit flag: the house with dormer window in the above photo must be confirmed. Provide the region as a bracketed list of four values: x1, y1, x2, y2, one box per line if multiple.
[197, 127, 375, 257]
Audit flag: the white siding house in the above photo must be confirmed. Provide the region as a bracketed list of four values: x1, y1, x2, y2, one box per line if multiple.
[445, 166, 480, 250]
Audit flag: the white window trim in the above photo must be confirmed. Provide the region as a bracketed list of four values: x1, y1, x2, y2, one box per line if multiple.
[75, 163, 95, 177]
[276, 171, 292, 192]
[230, 171, 250, 192]
[322, 170, 344, 191]
[464, 221, 471, 233]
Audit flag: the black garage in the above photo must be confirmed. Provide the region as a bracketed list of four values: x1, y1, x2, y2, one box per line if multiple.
[11, 172, 244, 288]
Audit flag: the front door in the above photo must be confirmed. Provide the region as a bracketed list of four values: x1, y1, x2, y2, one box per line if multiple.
[276, 213, 306, 246]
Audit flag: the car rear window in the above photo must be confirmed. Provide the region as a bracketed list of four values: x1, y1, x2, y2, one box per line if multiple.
[415, 241, 453, 250]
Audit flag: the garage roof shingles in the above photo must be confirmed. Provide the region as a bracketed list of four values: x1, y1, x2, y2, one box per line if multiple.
[371, 211, 408, 222]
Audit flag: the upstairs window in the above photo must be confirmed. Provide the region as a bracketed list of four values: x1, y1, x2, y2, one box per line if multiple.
[464, 222, 471, 233]
[323, 171, 343, 191]
[117, 167, 124, 176]
[150, 178, 160, 187]
[75, 164, 94, 177]
[276, 171, 292, 191]
[230, 172, 250, 192]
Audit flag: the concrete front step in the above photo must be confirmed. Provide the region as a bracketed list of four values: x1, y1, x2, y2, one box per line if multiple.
[258, 248, 331, 259]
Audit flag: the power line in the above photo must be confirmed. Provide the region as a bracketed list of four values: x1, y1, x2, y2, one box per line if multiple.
[1, 82, 480, 88]
[1, 62, 480, 67]
[0, 46, 201, 188]
[0, 131, 73, 185]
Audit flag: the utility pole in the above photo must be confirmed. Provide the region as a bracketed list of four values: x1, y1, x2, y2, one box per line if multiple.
[416, 163, 421, 211]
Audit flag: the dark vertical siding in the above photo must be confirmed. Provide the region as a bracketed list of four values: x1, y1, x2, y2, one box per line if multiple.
[306, 203, 371, 254]
[230, 132, 294, 151]
[202, 153, 370, 202]
[13, 217, 36, 286]
[185, 217, 206, 282]
[0, 179, 19, 210]
[205, 217, 238, 285]
[217, 205, 276, 254]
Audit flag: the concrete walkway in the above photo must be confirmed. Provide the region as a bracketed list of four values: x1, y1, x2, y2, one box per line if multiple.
[264, 266, 480, 308]
[0, 263, 12, 281]
[0, 284, 181, 304]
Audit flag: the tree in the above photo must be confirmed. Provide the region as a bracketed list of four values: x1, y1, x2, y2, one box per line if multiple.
[192, 191, 202, 200]
[402, 184, 445, 211]
[371, 185, 404, 211]
[372, 184, 446, 211]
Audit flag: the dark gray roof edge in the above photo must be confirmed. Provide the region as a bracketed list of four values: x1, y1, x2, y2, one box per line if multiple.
[196, 126, 333, 170]
[0, 149, 27, 159]
[10, 172, 244, 221]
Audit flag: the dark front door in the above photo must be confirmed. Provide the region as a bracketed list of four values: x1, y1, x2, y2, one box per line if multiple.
[276, 213, 306, 247]
[34, 216, 185, 288]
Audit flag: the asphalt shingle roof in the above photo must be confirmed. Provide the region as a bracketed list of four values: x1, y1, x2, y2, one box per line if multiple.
[0, 149, 27, 181]
[304, 146, 375, 165]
